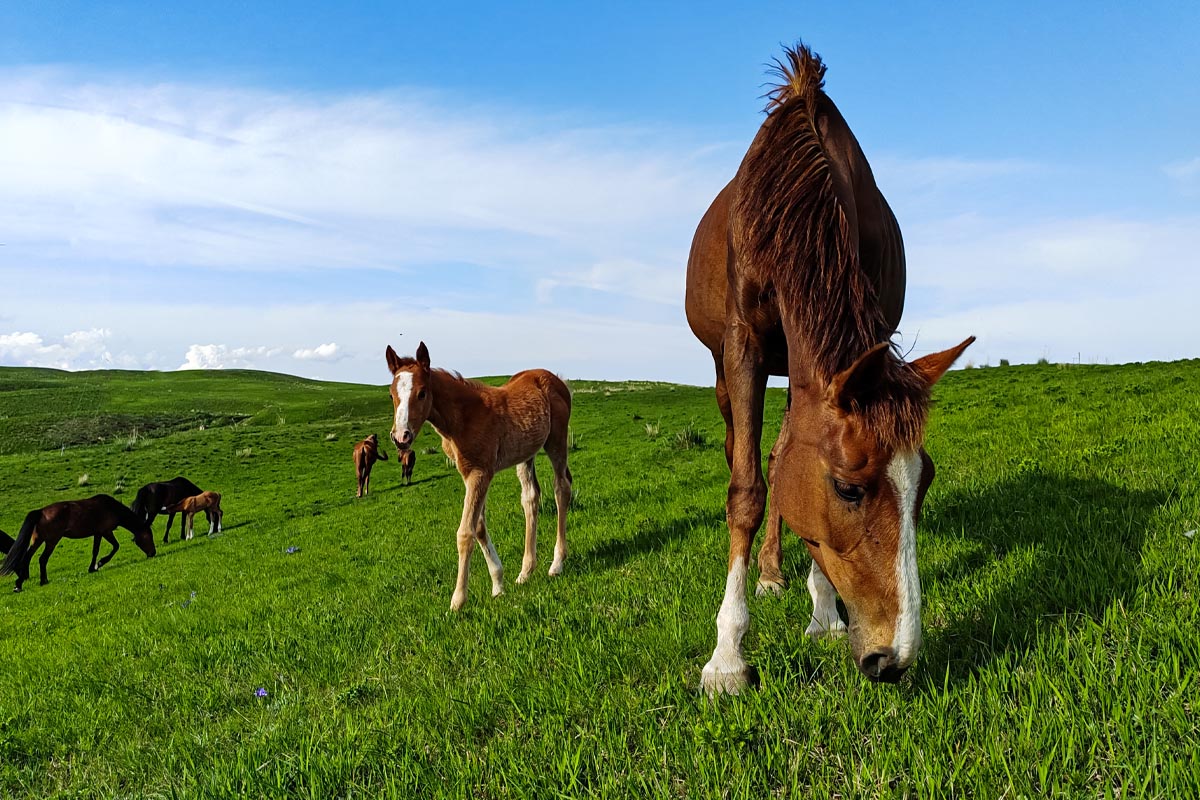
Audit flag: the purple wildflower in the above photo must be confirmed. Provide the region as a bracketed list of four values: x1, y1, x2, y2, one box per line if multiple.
[255, 688, 268, 698]
[285, 546, 300, 554]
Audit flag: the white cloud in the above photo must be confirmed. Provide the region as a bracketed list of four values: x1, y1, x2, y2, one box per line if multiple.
[293, 342, 343, 361]
[0, 327, 125, 370]
[179, 344, 282, 370]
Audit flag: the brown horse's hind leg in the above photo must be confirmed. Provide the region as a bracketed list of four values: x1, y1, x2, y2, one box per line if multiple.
[515, 459, 540, 584]
[97, 531, 119, 568]
[545, 400, 572, 578]
[714, 355, 734, 471]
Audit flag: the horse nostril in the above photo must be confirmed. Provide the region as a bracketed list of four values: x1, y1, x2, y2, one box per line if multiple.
[860, 649, 899, 681]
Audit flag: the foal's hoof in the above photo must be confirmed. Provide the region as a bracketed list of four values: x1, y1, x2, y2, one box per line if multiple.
[450, 592, 467, 612]
[515, 571, 532, 585]
[755, 577, 787, 597]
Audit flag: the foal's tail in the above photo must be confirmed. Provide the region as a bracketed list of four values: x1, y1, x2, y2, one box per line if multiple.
[0, 510, 40, 577]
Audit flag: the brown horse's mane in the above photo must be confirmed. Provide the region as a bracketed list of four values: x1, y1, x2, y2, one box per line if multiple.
[733, 43, 929, 449]
[391, 358, 490, 393]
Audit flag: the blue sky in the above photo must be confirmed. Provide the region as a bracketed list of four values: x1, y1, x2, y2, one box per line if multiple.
[1, 1, 1198, 383]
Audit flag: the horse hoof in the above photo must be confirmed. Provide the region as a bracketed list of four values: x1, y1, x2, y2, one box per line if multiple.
[699, 663, 757, 697]
[547, 561, 564, 577]
[12, 586, 21, 593]
[516, 571, 533, 585]
[755, 578, 786, 597]
[450, 592, 467, 612]
[804, 619, 848, 638]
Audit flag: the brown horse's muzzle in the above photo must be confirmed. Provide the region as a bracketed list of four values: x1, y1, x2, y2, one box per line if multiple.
[858, 648, 906, 683]
[392, 429, 413, 451]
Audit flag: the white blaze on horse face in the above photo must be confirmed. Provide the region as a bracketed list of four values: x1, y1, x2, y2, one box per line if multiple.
[392, 372, 414, 443]
[886, 449, 924, 667]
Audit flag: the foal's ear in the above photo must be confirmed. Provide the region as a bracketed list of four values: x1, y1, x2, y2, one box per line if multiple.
[416, 341, 430, 371]
[827, 342, 892, 412]
[385, 344, 403, 375]
[909, 336, 976, 387]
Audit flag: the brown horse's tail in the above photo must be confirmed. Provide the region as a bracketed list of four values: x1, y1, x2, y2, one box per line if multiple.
[0, 510, 40, 577]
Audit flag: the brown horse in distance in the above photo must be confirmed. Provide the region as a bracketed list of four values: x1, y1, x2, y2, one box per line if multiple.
[164, 491, 224, 539]
[399, 448, 416, 485]
[0, 494, 156, 592]
[353, 434, 389, 497]
[387, 341, 573, 611]
[685, 43, 973, 694]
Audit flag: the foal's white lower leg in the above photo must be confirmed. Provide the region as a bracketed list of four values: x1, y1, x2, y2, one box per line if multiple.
[450, 475, 490, 612]
[515, 460, 539, 584]
[549, 459, 571, 576]
[475, 507, 504, 599]
[701, 555, 752, 695]
[805, 560, 847, 637]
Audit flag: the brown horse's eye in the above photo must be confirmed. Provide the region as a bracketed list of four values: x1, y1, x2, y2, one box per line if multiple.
[832, 479, 864, 505]
[417, 390, 427, 400]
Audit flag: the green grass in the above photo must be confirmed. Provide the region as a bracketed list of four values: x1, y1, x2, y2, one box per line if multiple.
[0, 362, 1197, 798]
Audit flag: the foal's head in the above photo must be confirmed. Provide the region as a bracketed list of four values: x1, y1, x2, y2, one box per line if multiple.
[773, 337, 973, 682]
[386, 341, 433, 452]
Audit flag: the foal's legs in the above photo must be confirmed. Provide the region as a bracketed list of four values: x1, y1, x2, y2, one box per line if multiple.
[38, 538, 59, 586]
[450, 472, 493, 612]
[546, 450, 571, 577]
[473, 499, 505, 600]
[97, 531, 120, 568]
[515, 459, 540, 584]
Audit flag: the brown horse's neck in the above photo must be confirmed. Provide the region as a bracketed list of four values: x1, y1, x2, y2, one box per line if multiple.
[426, 369, 484, 442]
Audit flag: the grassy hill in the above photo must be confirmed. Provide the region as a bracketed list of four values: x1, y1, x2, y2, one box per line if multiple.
[0, 362, 1197, 798]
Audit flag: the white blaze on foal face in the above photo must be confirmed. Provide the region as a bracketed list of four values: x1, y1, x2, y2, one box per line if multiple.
[391, 372, 414, 445]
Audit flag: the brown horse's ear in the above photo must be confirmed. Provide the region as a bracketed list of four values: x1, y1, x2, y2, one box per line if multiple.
[416, 341, 430, 371]
[826, 342, 893, 412]
[909, 336, 976, 387]
[385, 344, 403, 375]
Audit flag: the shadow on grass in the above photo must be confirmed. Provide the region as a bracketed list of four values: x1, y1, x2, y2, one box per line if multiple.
[371, 475, 451, 494]
[580, 505, 725, 572]
[915, 471, 1167, 687]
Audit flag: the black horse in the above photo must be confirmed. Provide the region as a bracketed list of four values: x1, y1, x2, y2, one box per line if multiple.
[0, 494, 156, 592]
[0, 528, 13, 555]
[131, 476, 207, 543]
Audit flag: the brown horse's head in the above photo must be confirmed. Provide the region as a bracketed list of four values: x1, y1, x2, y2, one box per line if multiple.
[386, 341, 433, 451]
[773, 337, 973, 682]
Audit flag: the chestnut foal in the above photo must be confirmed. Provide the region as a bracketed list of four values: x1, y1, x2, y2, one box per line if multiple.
[399, 448, 416, 485]
[386, 342, 573, 611]
[165, 491, 223, 540]
[353, 433, 389, 497]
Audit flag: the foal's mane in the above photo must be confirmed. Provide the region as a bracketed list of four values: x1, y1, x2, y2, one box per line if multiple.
[733, 43, 929, 449]
[392, 358, 489, 393]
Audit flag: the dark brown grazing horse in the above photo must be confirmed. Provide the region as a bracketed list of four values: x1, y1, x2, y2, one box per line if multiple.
[387, 342, 573, 611]
[399, 448, 416, 485]
[0, 528, 13, 555]
[165, 491, 224, 539]
[685, 43, 973, 694]
[131, 476, 207, 543]
[0, 494, 156, 592]
[353, 434, 389, 497]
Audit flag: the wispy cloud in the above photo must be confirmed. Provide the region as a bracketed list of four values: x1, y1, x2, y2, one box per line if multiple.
[179, 344, 282, 370]
[0, 328, 133, 369]
[293, 342, 343, 361]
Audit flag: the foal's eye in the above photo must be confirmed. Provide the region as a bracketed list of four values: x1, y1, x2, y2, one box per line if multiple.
[832, 479, 865, 504]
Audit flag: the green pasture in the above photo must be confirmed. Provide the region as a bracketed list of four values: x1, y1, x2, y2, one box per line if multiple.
[0, 361, 1197, 798]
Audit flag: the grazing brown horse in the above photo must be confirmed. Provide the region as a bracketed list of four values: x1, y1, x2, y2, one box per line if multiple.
[353, 434, 390, 497]
[165, 491, 223, 539]
[399, 447, 417, 485]
[685, 44, 973, 694]
[131, 476, 207, 543]
[0, 494, 156, 592]
[386, 341, 573, 611]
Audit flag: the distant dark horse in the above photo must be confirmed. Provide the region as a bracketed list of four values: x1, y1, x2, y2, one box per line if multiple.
[0, 494, 156, 592]
[131, 476, 206, 543]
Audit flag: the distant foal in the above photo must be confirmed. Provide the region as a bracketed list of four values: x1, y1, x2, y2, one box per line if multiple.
[165, 491, 223, 540]
[399, 448, 416, 485]
[353, 433, 389, 497]
[386, 341, 573, 611]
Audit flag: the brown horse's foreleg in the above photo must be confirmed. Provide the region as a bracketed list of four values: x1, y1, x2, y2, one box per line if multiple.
[38, 538, 58, 586]
[450, 473, 492, 611]
[163, 512, 176, 544]
[701, 323, 768, 696]
[89, 534, 103, 572]
[515, 459, 540, 584]
[756, 412, 790, 597]
[97, 531, 119, 567]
